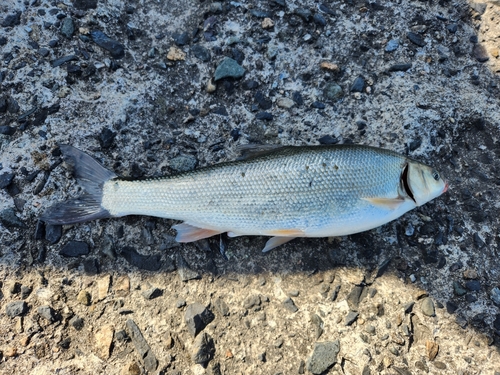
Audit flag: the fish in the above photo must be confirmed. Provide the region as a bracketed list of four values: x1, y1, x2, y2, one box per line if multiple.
[41, 144, 448, 252]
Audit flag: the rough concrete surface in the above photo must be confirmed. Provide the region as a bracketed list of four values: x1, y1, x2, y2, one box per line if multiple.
[1, 0, 500, 374]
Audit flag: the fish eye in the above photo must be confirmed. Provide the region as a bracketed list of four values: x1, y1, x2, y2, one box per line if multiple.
[432, 170, 440, 181]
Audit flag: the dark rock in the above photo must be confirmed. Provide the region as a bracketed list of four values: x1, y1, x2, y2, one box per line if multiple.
[70, 315, 84, 330]
[409, 138, 422, 151]
[446, 301, 458, 314]
[311, 313, 324, 339]
[90, 30, 125, 59]
[242, 80, 259, 90]
[51, 55, 78, 67]
[99, 128, 116, 149]
[254, 91, 272, 110]
[20, 285, 32, 299]
[2, 12, 21, 28]
[115, 330, 128, 341]
[58, 337, 71, 349]
[60, 17, 75, 38]
[407, 32, 426, 47]
[38, 48, 50, 57]
[212, 106, 228, 116]
[465, 294, 477, 303]
[83, 258, 99, 275]
[0, 172, 14, 189]
[345, 311, 359, 326]
[48, 39, 59, 48]
[292, 91, 304, 106]
[230, 128, 240, 141]
[473, 233, 485, 248]
[453, 281, 467, 296]
[311, 101, 325, 109]
[306, 340, 340, 374]
[318, 135, 338, 145]
[5, 301, 27, 317]
[313, 14, 326, 27]
[33, 108, 48, 127]
[493, 314, 500, 331]
[173, 32, 190, 46]
[73, 0, 98, 10]
[319, 3, 336, 15]
[421, 297, 435, 317]
[465, 280, 481, 291]
[99, 235, 116, 259]
[404, 302, 414, 314]
[126, 319, 158, 372]
[389, 63, 412, 72]
[231, 48, 245, 65]
[176, 253, 200, 281]
[59, 241, 89, 257]
[351, 76, 365, 92]
[7, 97, 19, 113]
[214, 57, 245, 81]
[213, 297, 230, 316]
[255, 111, 273, 121]
[446, 24, 458, 33]
[473, 44, 489, 63]
[283, 297, 298, 313]
[0, 36, 6, 45]
[35, 220, 45, 240]
[346, 286, 364, 311]
[142, 287, 163, 300]
[120, 246, 162, 271]
[250, 10, 273, 18]
[191, 332, 215, 365]
[295, 8, 312, 22]
[67, 64, 81, 75]
[0, 96, 7, 112]
[184, 302, 215, 337]
[0, 208, 27, 229]
[37, 244, 46, 263]
[37, 305, 57, 322]
[191, 45, 211, 62]
[323, 82, 343, 101]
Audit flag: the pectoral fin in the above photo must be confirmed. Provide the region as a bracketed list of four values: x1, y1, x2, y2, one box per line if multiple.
[173, 223, 223, 242]
[262, 237, 295, 252]
[362, 197, 405, 210]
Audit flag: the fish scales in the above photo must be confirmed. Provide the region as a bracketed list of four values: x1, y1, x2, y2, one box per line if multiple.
[101, 146, 404, 235]
[42, 144, 447, 250]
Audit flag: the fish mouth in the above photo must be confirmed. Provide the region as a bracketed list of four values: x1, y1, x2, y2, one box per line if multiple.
[443, 181, 449, 193]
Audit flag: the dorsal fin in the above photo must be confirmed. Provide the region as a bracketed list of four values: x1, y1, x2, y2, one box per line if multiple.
[236, 144, 285, 160]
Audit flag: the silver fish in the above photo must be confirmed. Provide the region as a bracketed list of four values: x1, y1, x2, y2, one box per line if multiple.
[41, 144, 448, 251]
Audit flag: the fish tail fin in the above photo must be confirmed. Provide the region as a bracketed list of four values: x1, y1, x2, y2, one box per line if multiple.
[40, 145, 117, 225]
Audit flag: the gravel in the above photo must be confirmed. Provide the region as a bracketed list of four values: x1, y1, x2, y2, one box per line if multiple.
[1, 0, 500, 373]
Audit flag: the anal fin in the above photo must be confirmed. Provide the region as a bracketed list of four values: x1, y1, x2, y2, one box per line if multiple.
[172, 223, 223, 243]
[361, 197, 405, 210]
[262, 237, 295, 252]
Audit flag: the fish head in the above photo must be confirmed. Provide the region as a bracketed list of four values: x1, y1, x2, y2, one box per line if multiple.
[403, 161, 447, 206]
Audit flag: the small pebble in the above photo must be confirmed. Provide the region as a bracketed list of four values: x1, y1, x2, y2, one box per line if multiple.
[407, 32, 426, 47]
[385, 39, 399, 52]
[283, 297, 298, 313]
[323, 82, 343, 101]
[37, 305, 57, 322]
[5, 301, 27, 317]
[90, 30, 125, 59]
[77, 290, 91, 305]
[345, 311, 359, 326]
[184, 302, 215, 337]
[421, 297, 435, 317]
[59, 241, 89, 257]
[214, 57, 245, 81]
